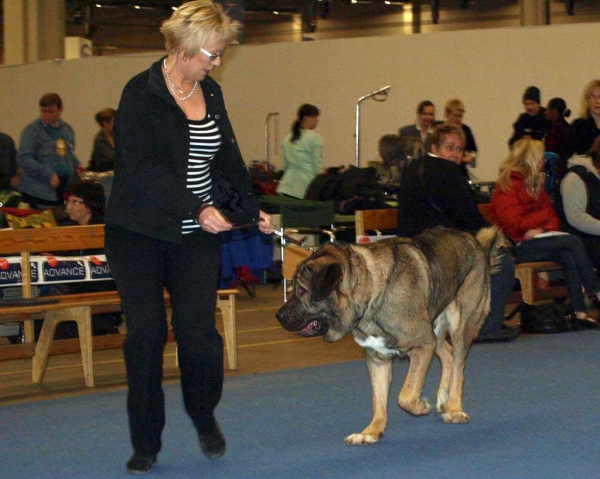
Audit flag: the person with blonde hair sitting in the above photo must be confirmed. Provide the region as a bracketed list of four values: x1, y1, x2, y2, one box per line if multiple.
[560, 79, 600, 174]
[490, 138, 600, 323]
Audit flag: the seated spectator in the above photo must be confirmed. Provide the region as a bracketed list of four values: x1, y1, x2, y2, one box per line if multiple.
[0, 130, 20, 191]
[398, 100, 435, 156]
[443, 98, 478, 179]
[558, 136, 600, 268]
[559, 79, 600, 174]
[63, 180, 106, 226]
[544, 97, 571, 156]
[491, 138, 600, 324]
[276, 104, 324, 199]
[88, 108, 116, 172]
[396, 124, 518, 342]
[376, 134, 410, 190]
[43, 181, 121, 338]
[508, 86, 546, 147]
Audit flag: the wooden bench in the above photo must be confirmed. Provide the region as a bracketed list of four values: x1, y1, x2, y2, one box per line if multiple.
[0, 225, 239, 387]
[354, 207, 566, 305]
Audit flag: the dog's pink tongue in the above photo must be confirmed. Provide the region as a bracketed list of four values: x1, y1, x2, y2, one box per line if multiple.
[297, 320, 320, 337]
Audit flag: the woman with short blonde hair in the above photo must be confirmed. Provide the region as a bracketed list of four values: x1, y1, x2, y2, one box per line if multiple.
[579, 79, 600, 119]
[105, 1, 273, 474]
[160, 0, 240, 56]
[443, 98, 477, 173]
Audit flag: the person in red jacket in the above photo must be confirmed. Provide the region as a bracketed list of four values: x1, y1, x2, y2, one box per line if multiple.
[491, 138, 600, 322]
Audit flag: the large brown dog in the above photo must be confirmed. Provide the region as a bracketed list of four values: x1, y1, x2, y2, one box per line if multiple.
[276, 226, 506, 445]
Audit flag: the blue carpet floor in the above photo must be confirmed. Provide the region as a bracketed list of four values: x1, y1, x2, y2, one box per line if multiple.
[2, 331, 600, 478]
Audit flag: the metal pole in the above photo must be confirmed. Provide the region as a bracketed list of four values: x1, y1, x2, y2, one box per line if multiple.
[355, 102, 361, 168]
[354, 86, 391, 168]
[265, 112, 279, 169]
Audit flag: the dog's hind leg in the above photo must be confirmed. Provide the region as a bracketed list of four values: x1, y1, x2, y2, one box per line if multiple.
[434, 305, 456, 415]
[441, 265, 491, 424]
[435, 339, 453, 415]
[440, 342, 470, 424]
[344, 355, 392, 446]
[397, 341, 436, 417]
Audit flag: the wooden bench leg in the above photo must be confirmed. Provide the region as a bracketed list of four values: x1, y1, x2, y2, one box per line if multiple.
[32, 306, 94, 387]
[515, 268, 535, 305]
[217, 294, 237, 370]
[22, 320, 35, 343]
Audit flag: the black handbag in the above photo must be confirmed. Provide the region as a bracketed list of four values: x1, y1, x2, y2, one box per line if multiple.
[516, 302, 599, 333]
[519, 303, 574, 333]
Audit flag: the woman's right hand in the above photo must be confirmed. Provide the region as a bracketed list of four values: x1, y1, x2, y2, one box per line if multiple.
[198, 205, 232, 234]
[523, 228, 544, 240]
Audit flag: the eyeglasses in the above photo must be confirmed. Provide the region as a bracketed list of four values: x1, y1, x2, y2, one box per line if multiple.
[588, 94, 600, 102]
[200, 48, 225, 62]
[64, 199, 85, 206]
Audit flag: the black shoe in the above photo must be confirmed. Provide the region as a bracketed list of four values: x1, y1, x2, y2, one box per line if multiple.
[198, 419, 227, 459]
[476, 325, 520, 343]
[126, 454, 157, 475]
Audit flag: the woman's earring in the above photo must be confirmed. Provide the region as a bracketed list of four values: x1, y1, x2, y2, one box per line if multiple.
[182, 55, 187, 60]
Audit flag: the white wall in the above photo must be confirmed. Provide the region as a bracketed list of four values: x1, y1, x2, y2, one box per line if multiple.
[1, 22, 598, 181]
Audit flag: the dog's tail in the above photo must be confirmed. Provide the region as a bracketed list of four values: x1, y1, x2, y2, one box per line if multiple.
[475, 226, 512, 275]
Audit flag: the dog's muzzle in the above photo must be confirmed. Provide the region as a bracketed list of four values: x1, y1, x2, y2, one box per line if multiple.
[276, 302, 328, 337]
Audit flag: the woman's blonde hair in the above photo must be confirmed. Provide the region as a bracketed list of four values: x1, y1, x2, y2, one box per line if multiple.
[444, 98, 465, 117]
[496, 138, 545, 196]
[160, 0, 241, 56]
[580, 79, 600, 119]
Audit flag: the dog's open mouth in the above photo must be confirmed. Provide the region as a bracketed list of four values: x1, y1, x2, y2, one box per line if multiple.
[296, 320, 326, 337]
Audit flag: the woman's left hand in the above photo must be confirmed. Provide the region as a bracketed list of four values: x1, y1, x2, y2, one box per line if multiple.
[257, 210, 274, 234]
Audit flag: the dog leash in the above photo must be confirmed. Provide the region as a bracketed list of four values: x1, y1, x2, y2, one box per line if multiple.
[272, 230, 316, 253]
[231, 218, 316, 252]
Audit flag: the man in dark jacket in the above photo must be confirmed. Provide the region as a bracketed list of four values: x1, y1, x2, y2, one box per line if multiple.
[508, 86, 547, 147]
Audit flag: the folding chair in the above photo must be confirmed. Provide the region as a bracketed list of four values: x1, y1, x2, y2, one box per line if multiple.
[277, 199, 337, 302]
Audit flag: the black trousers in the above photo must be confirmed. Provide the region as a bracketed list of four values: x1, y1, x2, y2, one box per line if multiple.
[105, 225, 223, 456]
[516, 233, 600, 312]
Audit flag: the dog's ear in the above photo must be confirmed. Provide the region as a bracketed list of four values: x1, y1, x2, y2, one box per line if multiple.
[310, 260, 342, 302]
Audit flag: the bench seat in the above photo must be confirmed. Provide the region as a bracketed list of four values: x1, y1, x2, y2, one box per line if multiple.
[0, 225, 239, 387]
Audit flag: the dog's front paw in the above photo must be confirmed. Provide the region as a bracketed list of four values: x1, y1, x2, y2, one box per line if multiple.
[344, 433, 380, 446]
[442, 410, 470, 424]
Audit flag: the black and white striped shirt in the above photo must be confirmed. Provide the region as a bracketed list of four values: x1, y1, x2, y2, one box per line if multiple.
[182, 116, 222, 233]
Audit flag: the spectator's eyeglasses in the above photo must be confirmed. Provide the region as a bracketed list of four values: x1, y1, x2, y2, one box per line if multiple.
[64, 199, 84, 206]
[200, 48, 225, 61]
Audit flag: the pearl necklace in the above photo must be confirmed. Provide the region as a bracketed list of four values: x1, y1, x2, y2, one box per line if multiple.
[162, 58, 198, 101]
